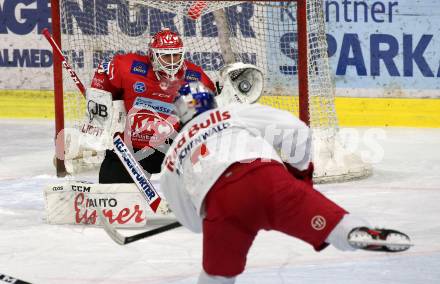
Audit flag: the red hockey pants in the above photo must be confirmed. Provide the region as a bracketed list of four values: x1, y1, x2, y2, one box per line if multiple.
[202, 159, 348, 277]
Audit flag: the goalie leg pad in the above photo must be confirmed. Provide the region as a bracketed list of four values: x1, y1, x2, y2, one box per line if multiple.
[44, 182, 174, 227]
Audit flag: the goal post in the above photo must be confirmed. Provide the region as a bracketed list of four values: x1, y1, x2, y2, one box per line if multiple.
[50, 0, 67, 176]
[50, 0, 372, 182]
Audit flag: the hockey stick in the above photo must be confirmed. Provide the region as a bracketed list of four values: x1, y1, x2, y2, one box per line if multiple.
[42, 28, 86, 96]
[0, 273, 32, 284]
[97, 206, 181, 245]
[112, 135, 162, 212]
[43, 28, 178, 242]
[101, 135, 182, 244]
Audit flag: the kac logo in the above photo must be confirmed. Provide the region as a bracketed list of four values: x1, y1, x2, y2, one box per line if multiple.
[133, 82, 146, 93]
[130, 112, 176, 147]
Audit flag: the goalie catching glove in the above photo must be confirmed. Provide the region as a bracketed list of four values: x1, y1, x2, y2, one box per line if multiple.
[62, 88, 126, 173]
[215, 62, 264, 106]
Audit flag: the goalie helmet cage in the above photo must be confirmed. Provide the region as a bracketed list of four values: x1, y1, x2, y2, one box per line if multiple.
[50, 0, 372, 183]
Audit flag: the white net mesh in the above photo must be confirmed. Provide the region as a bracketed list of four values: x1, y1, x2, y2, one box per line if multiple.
[57, 0, 371, 182]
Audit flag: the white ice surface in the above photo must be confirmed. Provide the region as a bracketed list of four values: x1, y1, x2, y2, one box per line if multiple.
[0, 119, 439, 284]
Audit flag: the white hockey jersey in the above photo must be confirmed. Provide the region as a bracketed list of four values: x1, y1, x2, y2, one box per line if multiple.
[160, 103, 312, 232]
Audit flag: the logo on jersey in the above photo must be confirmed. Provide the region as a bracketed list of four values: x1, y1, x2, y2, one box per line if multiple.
[131, 61, 148, 76]
[311, 216, 326, 231]
[133, 97, 174, 115]
[164, 110, 232, 174]
[184, 70, 201, 82]
[190, 144, 210, 165]
[97, 60, 111, 75]
[133, 81, 146, 93]
[130, 112, 177, 147]
[152, 92, 172, 99]
[91, 77, 105, 89]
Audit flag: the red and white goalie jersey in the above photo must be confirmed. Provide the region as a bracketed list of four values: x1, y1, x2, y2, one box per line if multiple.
[91, 53, 216, 150]
[160, 103, 312, 232]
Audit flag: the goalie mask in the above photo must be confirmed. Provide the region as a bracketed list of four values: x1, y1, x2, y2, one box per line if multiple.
[216, 62, 264, 107]
[149, 28, 185, 79]
[174, 82, 217, 124]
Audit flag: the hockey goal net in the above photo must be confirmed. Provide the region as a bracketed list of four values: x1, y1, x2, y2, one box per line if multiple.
[50, 0, 372, 183]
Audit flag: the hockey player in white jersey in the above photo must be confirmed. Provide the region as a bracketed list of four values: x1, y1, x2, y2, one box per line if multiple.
[160, 64, 412, 284]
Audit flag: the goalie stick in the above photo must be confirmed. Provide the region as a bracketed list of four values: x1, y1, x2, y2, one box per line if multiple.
[102, 134, 183, 244]
[43, 28, 177, 243]
[97, 206, 181, 245]
[42, 28, 86, 96]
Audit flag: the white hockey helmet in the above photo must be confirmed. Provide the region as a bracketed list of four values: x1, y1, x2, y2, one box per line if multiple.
[149, 28, 185, 79]
[216, 62, 264, 107]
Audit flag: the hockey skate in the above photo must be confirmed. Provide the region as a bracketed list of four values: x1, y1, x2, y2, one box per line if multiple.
[348, 227, 413, 252]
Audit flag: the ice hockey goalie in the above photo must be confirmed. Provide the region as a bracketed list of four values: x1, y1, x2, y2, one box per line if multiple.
[65, 28, 216, 180]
